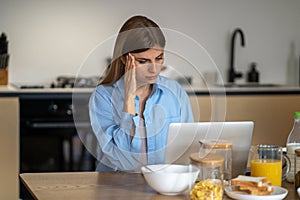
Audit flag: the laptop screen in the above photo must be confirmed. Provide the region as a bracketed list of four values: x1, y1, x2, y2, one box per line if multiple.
[164, 121, 254, 178]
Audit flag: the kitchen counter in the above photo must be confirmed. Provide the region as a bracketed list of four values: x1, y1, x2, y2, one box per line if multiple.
[0, 84, 92, 93]
[182, 84, 300, 95]
[2, 84, 300, 96]
[0, 84, 18, 93]
[0, 85, 93, 98]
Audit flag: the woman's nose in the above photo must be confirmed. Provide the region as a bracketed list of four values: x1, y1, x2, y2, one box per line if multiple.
[148, 63, 157, 73]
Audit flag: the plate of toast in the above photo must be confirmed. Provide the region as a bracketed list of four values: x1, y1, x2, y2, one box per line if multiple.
[225, 175, 288, 200]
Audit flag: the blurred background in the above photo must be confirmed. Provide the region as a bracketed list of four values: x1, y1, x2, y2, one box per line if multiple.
[0, 0, 299, 86]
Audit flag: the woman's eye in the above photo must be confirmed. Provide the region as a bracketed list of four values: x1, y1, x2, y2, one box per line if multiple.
[138, 60, 147, 64]
[156, 57, 164, 62]
[156, 55, 164, 60]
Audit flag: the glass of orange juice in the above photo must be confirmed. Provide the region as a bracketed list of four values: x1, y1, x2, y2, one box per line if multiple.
[250, 145, 290, 186]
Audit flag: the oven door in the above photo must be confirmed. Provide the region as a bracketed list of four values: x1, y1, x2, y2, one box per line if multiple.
[19, 94, 94, 173]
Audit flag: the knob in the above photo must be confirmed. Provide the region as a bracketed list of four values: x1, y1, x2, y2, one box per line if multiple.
[48, 103, 58, 113]
[66, 104, 73, 115]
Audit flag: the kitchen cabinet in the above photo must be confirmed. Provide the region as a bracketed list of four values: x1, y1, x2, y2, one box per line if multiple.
[0, 97, 19, 200]
[190, 94, 300, 146]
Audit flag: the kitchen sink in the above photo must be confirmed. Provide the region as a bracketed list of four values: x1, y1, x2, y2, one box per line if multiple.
[216, 83, 283, 88]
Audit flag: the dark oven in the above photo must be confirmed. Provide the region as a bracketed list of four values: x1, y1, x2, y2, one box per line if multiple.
[19, 92, 95, 173]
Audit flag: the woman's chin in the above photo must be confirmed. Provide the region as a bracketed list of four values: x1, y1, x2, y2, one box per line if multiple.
[138, 77, 158, 85]
[148, 79, 157, 84]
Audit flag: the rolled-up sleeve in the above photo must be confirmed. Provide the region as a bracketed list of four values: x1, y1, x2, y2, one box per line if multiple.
[89, 87, 139, 171]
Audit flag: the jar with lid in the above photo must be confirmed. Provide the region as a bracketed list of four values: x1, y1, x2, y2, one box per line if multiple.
[199, 139, 232, 184]
[189, 152, 224, 200]
[294, 149, 300, 189]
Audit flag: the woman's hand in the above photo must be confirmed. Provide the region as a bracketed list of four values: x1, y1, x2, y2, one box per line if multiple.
[123, 53, 137, 115]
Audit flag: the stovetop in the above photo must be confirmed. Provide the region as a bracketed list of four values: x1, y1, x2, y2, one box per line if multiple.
[13, 76, 100, 89]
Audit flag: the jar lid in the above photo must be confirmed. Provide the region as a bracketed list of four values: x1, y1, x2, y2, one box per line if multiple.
[199, 139, 233, 150]
[295, 148, 300, 156]
[190, 152, 224, 167]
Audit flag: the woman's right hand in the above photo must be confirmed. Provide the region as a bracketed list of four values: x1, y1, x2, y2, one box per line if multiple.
[123, 53, 137, 115]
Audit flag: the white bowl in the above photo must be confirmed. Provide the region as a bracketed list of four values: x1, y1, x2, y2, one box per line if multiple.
[141, 164, 199, 195]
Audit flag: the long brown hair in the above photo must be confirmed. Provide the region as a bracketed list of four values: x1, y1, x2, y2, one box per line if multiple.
[100, 15, 166, 86]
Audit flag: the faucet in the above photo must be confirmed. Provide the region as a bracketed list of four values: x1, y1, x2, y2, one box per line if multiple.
[228, 28, 245, 83]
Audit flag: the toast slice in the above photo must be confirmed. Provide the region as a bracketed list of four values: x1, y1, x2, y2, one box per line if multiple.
[231, 175, 273, 196]
[237, 184, 274, 195]
[231, 175, 269, 187]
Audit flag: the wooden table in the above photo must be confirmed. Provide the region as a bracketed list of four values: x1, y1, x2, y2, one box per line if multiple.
[20, 172, 298, 200]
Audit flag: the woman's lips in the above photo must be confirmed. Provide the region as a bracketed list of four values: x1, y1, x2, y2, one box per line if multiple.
[146, 76, 157, 80]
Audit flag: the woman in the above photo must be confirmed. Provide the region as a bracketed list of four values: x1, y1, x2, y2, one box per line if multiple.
[89, 15, 194, 171]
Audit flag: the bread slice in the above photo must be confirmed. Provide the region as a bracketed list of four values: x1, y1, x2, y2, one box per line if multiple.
[237, 184, 274, 195]
[231, 175, 273, 196]
[231, 175, 269, 187]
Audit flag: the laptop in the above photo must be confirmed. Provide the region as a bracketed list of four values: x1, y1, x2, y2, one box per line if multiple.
[164, 121, 254, 178]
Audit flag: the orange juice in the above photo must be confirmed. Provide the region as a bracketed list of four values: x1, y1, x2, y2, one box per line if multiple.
[251, 159, 282, 186]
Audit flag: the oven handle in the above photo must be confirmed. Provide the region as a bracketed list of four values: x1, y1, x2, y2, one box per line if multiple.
[29, 122, 91, 128]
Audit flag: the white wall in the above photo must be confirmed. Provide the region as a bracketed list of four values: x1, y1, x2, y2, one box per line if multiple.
[0, 0, 299, 86]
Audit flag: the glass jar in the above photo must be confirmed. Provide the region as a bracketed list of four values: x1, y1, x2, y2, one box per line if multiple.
[294, 148, 300, 189]
[199, 139, 232, 183]
[190, 152, 224, 200]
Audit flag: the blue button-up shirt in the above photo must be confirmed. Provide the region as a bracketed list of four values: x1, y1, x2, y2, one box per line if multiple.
[89, 75, 194, 171]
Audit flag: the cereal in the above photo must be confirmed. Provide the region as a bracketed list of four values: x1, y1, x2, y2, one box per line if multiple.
[190, 180, 223, 200]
